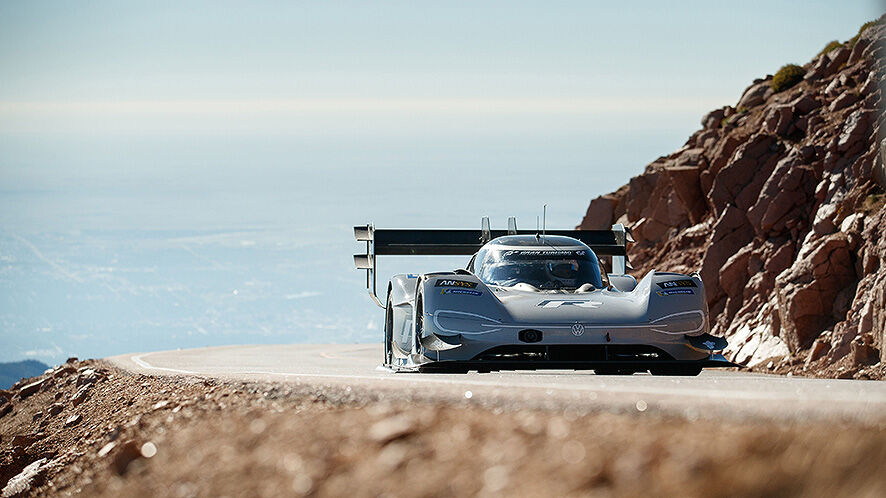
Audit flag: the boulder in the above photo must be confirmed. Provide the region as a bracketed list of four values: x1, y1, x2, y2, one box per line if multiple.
[737, 81, 772, 109]
[664, 166, 706, 223]
[824, 47, 850, 77]
[579, 195, 616, 229]
[17, 379, 47, 400]
[701, 108, 726, 129]
[829, 91, 858, 113]
[719, 246, 753, 298]
[700, 206, 754, 303]
[837, 109, 873, 152]
[763, 105, 793, 136]
[775, 233, 857, 352]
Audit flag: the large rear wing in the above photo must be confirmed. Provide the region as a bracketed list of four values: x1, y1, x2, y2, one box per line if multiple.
[354, 217, 633, 308]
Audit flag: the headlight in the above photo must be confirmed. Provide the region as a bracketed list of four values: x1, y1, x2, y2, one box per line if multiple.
[649, 310, 706, 335]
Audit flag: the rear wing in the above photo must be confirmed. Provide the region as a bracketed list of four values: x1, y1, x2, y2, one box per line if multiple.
[354, 217, 633, 308]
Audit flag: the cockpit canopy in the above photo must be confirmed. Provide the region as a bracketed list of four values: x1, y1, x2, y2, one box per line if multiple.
[471, 235, 605, 290]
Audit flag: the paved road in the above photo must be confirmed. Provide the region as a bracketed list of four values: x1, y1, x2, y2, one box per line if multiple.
[108, 344, 886, 424]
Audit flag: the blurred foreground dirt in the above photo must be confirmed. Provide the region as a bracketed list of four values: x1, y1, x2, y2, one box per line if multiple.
[2, 359, 885, 497]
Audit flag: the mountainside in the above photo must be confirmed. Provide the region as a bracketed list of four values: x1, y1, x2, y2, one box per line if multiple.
[579, 18, 886, 379]
[0, 362, 49, 391]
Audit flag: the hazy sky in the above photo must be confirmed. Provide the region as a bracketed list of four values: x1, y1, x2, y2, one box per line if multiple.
[0, 0, 881, 138]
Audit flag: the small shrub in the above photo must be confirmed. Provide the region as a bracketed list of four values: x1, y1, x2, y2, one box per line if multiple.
[817, 40, 842, 57]
[771, 64, 805, 93]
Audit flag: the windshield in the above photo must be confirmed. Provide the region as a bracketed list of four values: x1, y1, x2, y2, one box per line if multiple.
[476, 249, 605, 290]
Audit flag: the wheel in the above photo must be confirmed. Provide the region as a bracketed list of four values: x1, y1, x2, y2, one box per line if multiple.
[649, 365, 703, 376]
[594, 367, 636, 375]
[412, 288, 424, 355]
[384, 291, 394, 367]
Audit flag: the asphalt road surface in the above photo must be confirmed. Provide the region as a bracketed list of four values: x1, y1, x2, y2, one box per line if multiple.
[108, 344, 886, 424]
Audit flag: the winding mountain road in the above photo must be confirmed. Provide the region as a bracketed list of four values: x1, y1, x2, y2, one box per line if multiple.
[108, 344, 886, 424]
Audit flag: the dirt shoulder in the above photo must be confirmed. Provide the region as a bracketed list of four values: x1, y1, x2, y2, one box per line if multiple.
[2, 359, 885, 497]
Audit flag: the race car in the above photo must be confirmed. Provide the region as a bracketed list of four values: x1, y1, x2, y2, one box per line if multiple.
[353, 218, 734, 375]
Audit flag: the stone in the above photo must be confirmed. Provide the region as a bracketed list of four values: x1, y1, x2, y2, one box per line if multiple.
[700, 206, 754, 303]
[824, 47, 850, 76]
[17, 379, 47, 400]
[737, 81, 771, 109]
[579, 195, 616, 229]
[805, 337, 831, 368]
[719, 246, 752, 298]
[665, 166, 706, 223]
[64, 414, 82, 427]
[1, 458, 48, 498]
[702, 108, 726, 129]
[837, 109, 873, 152]
[850, 335, 879, 367]
[775, 233, 857, 352]
[76, 369, 101, 387]
[829, 91, 858, 113]
[48, 403, 64, 417]
[764, 105, 793, 135]
[848, 38, 870, 65]
[790, 93, 820, 114]
[71, 385, 90, 406]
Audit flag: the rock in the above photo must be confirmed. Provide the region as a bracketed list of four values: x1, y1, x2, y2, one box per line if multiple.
[112, 440, 144, 475]
[76, 369, 101, 387]
[824, 47, 850, 77]
[17, 379, 47, 400]
[1, 458, 48, 498]
[805, 337, 831, 368]
[48, 403, 64, 417]
[719, 247, 752, 298]
[776, 233, 857, 352]
[65, 357, 78, 364]
[368, 415, 416, 444]
[53, 366, 77, 378]
[71, 385, 90, 406]
[805, 55, 830, 81]
[579, 195, 616, 229]
[851, 335, 879, 367]
[664, 166, 706, 223]
[790, 93, 820, 115]
[152, 400, 170, 411]
[64, 414, 82, 427]
[737, 81, 771, 109]
[764, 105, 793, 135]
[829, 91, 858, 113]
[11, 434, 42, 448]
[0, 403, 11, 418]
[700, 206, 754, 302]
[848, 38, 870, 65]
[702, 108, 726, 129]
[837, 109, 873, 152]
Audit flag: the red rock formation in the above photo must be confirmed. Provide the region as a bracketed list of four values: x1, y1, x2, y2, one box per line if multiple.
[577, 18, 886, 378]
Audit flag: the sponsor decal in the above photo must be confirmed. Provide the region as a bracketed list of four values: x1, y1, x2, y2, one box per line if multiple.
[407, 274, 419, 279]
[571, 323, 585, 336]
[504, 250, 586, 256]
[537, 300, 602, 308]
[702, 340, 716, 349]
[441, 288, 482, 297]
[435, 279, 478, 289]
[656, 289, 695, 296]
[656, 279, 697, 289]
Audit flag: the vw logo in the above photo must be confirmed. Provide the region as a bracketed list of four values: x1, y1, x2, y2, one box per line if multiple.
[571, 323, 585, 336]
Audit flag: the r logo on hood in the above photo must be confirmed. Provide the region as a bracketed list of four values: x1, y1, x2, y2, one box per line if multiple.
[537, 300, 602, 308]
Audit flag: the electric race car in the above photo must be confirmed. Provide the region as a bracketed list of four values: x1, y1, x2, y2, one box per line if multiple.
[353, 218, 734, 375]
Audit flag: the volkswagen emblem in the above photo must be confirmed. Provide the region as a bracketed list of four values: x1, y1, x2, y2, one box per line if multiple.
[571, 323, 585, 336]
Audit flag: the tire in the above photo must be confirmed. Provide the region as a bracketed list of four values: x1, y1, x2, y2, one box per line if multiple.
[413, 288, 424, 355]
[384, 291, 394, 367]
[650, 365, 703, 376]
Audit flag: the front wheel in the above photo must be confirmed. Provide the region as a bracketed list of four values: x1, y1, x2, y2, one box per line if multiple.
[384, 290, 393, 366]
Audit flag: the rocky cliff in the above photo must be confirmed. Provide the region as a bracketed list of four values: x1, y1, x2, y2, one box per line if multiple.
[579, 18, 886, 379]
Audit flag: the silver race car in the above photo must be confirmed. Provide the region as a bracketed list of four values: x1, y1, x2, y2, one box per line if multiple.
[354, 218, 734, 375]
